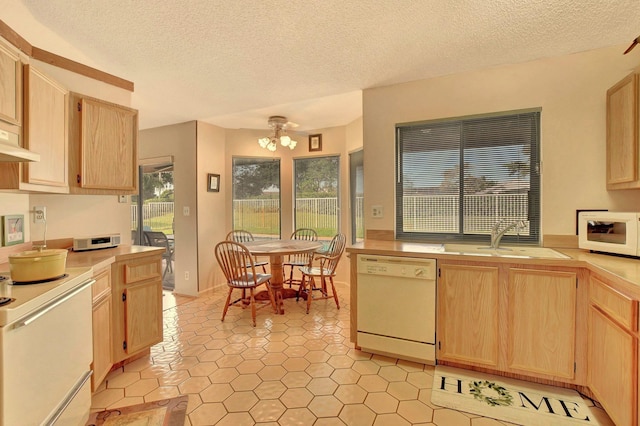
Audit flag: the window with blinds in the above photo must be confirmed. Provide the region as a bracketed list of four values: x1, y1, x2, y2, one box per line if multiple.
[232, 157, 281, 239]
[396, 109, 541, 244]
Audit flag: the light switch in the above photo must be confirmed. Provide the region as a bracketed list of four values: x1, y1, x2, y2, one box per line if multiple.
[372, 205, 383, 218]
[183, 206, 190, 216]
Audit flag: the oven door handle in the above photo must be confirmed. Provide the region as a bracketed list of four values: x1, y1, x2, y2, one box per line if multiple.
[13, 279, 95, 329]
[43, 370, 93, 426]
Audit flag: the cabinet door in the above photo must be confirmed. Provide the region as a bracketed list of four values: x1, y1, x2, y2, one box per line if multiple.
[124, 280, 162, 355]
[588, 306, 637, 426]
[438, 263, 500, 367]
[0, 40, 21, 125]
[92, 295, 112, 391]
[507, 268, 576, 379]
[607, 72, 638, 187]
[78, 97, 137, 191]
[23, 64, 68, 187]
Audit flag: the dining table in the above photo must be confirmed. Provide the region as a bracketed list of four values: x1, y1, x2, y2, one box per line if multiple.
[242, 239, 323, 314]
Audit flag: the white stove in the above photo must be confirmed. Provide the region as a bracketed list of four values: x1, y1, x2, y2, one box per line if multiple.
[0, 267, 95, 425]
[0, 267, 91, 326]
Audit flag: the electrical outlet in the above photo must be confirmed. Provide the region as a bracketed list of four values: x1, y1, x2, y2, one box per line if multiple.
[372, 205, 383, 218]
[184, 271, 190, 280]
[183, 206, 190, 216]
[34, 206, 46, 223]
[118, 195, 127, 203]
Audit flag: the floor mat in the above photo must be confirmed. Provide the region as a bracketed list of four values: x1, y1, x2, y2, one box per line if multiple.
[431, 365, 604, 426]
[86, 395, 188, 426]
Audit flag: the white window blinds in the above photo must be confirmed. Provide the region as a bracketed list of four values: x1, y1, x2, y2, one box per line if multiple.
[396, 109, 540, 244]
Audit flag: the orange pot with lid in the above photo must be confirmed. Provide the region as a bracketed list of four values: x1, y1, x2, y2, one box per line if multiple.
[8, 249, 68, 282]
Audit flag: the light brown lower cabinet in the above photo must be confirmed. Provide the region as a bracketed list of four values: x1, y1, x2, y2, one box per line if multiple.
[587, 275, 638, 426]
[91, 267, 112, 391]
[111, 252, 163, 364]
[437, 263, 500, 367]
[507, 268, 577, 380]
[437, 262, 580, 382]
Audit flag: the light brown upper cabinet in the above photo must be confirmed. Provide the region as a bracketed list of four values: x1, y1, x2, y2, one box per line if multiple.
[0, 38, 22, 126]
[606, 72, 640, 189]
[69, 92, 138, 194]
[0, 64, 69, 193]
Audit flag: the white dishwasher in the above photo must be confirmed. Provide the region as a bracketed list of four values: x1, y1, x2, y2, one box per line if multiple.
[357, 254, 436, 364]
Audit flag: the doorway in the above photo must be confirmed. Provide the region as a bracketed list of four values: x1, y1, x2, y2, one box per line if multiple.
[132, 157, 175, 290]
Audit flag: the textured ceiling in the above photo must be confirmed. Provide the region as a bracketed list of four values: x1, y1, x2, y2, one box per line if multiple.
[2, 1, 640, 131]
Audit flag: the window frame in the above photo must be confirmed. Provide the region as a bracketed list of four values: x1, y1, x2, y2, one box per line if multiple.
[395, 109, 541, 245]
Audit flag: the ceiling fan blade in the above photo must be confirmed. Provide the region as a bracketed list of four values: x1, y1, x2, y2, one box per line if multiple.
[624, 37, 640, 55]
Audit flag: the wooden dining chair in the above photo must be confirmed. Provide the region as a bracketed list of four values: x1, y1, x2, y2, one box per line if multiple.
[215, 240, 276, 326]
[283, 228, 318, 288]
[296, 233, 346, 314]
[226, 230, 268, 273]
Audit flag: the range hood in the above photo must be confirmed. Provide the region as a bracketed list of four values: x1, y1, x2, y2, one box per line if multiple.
[0, 129, 40, 162]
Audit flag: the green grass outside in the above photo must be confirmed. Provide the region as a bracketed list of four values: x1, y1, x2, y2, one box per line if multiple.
[233, 212, 338, 238]
[144, 213, 174, 235]
[141, 212, 360, 239]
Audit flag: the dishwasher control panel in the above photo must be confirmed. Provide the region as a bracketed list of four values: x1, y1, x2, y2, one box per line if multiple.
[357, 255, 436, 279]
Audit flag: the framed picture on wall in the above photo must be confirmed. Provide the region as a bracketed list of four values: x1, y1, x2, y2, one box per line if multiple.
[208, 173, 220, 192]
[2, 214, 24, 246]
[309, 134, 322, 152]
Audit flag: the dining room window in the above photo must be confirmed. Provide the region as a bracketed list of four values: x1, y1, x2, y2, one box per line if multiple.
[232, 157, 281, 239]
[395, 109, 541, 244]
[294, 155, 340, 240]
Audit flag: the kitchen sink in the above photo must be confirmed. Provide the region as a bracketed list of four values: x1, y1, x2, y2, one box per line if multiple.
[443, 244, 570, 259]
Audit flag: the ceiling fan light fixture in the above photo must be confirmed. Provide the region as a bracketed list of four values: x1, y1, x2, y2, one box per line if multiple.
[258, 137, 271, 148]
[258, 116, 298, 152]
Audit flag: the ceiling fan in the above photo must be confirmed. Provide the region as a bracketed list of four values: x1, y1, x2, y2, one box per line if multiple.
[266, 115, 298, 130]
[258, 116, 300, 151]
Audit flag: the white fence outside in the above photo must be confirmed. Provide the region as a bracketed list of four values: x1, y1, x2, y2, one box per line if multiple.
[402, 193, 529, 234]
[130, 202, 175, 232]
[294, 198, 339, 231]
[132, 195, 528, 236]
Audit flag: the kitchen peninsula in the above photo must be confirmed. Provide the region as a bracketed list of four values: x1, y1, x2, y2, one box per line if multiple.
[1, 243, 165, 391]
[347, 240, 640, 426]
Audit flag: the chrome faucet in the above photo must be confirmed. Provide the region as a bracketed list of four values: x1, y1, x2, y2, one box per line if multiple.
[490, 219, 526, 249]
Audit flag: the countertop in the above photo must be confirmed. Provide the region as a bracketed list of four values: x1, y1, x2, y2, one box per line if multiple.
[0, 245, 165, 272]
[347, 240, 640, 295]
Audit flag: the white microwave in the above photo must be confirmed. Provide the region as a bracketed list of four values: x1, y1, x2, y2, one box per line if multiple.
[578, 211, 640, 257]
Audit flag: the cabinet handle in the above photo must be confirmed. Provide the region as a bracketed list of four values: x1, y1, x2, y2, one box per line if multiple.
[13, 279, 95, 329]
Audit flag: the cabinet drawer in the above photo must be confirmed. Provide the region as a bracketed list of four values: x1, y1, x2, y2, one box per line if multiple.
[92, 267, 111, 301]
[590, 276, 638, 331]
[122, 257, 161, 285]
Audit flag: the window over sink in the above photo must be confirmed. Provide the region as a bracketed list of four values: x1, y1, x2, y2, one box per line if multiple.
[395, 109, 541, 244]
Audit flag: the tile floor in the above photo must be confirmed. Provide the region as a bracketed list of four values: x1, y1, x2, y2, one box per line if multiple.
[90, 283, 613, 425]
